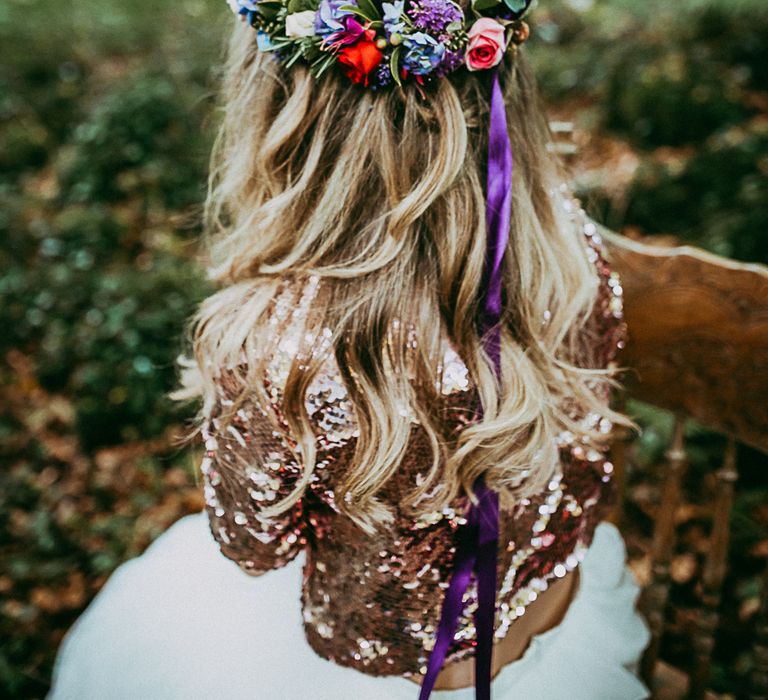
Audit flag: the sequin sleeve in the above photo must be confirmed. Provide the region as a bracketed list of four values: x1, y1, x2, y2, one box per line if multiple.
[197, 276, 338, 576]
[559, 187, 627, 369]
[583, 216, 627, 368]
[200, 395, 307, 575]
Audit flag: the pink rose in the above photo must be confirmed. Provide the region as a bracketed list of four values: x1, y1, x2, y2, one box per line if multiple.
[465, 18, 507, 72]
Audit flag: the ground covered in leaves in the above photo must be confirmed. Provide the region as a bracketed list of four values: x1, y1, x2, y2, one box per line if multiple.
[1, 0, 766, 697]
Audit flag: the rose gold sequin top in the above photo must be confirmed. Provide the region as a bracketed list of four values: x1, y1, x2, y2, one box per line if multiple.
[199, 193, 626, 678]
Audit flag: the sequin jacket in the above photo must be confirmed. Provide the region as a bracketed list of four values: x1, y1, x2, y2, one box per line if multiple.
[199, 198, 626, 678]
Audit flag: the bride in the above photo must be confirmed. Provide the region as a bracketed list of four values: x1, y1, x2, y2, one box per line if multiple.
[50, 0, 650, 697]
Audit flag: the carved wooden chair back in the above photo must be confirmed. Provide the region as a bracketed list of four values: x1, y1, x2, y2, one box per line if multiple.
[604, 233, 768, 699]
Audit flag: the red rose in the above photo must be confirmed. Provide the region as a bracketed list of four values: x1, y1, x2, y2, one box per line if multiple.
[337, 29, 383, 86]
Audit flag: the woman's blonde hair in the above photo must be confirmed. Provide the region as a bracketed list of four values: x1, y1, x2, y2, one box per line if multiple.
[177, 22, 627, 532]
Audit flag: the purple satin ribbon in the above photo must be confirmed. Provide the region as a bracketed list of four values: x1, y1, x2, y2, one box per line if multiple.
[419, 68, 512, 700]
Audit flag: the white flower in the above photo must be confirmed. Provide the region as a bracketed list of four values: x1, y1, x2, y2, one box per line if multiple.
[285, 10, 317, 37]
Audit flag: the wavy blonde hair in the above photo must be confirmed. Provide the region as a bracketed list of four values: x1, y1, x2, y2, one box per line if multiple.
[177, 21, 627, 532]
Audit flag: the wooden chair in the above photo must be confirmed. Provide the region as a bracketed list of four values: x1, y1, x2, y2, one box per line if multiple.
[601, 231, 768, 699]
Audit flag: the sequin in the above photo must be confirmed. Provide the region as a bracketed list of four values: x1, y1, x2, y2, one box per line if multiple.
[198, 186, 625, 677]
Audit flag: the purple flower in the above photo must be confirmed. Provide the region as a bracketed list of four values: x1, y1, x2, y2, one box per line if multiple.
[372, 55, 395, 89]
[402, 32, 446, 76]
[409, 0, 463, 36]
[333, 16, 368, 46]
[434, 47, 465, 76]
[315, 0, 356, 39]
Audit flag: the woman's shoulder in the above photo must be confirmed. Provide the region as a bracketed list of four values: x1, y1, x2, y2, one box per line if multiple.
[550, 183, 626, 361]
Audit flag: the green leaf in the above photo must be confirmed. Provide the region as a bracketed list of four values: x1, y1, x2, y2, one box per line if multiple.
[256, 2, 282, 21]
[357, 0, 381, 21]
[311, 52, 337, 78]
[339, 3, 378, 22]
[390, 46, 402, 88]
[287, 0, 319, 12]
[472, 0, 502, 12]
[265, 36, 295, 51]
[284, 45, 306, 68]
[302, 38, 324, 61]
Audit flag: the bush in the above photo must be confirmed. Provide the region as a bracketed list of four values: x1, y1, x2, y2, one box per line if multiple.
[58, 76, 208, 208]
[605, 46, 751, 147]
[626, 125, 768, 262]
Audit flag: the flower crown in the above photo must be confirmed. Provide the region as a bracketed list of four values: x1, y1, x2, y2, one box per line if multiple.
[227, 0, 533, 89]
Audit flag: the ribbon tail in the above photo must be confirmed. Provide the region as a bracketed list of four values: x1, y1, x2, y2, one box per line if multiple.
[473, 480, 500, 700]
[482, 68, 514, 371]
[418, 513, 479, 700]
[472, 67, 512, 700]
[418, 66, 512, 700]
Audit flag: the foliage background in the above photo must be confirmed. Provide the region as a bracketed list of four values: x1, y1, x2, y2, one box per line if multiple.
[0, 0, 766, 697]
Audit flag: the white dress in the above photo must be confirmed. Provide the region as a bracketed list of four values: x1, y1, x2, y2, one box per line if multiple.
[49, 514, 650, 699]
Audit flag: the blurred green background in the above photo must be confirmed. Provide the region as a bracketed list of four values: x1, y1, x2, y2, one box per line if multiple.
[0, 0, 766, 697]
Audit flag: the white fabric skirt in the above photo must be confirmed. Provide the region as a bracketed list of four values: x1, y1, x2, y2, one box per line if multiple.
[49, 513, 651, 700]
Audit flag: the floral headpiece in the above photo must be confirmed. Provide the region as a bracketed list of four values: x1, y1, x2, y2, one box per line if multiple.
[227, 0, 532, 88]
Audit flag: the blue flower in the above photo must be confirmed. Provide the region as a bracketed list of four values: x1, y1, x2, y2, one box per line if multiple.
[228, 0, 260, 12]
[382, 1, 406, 37]
[402, 32, 446, 76]
[227, 0, 261, 25]
[256, 30, 275, 51]
[315, 0, 356, 39]
[502, 0, 531, 19]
